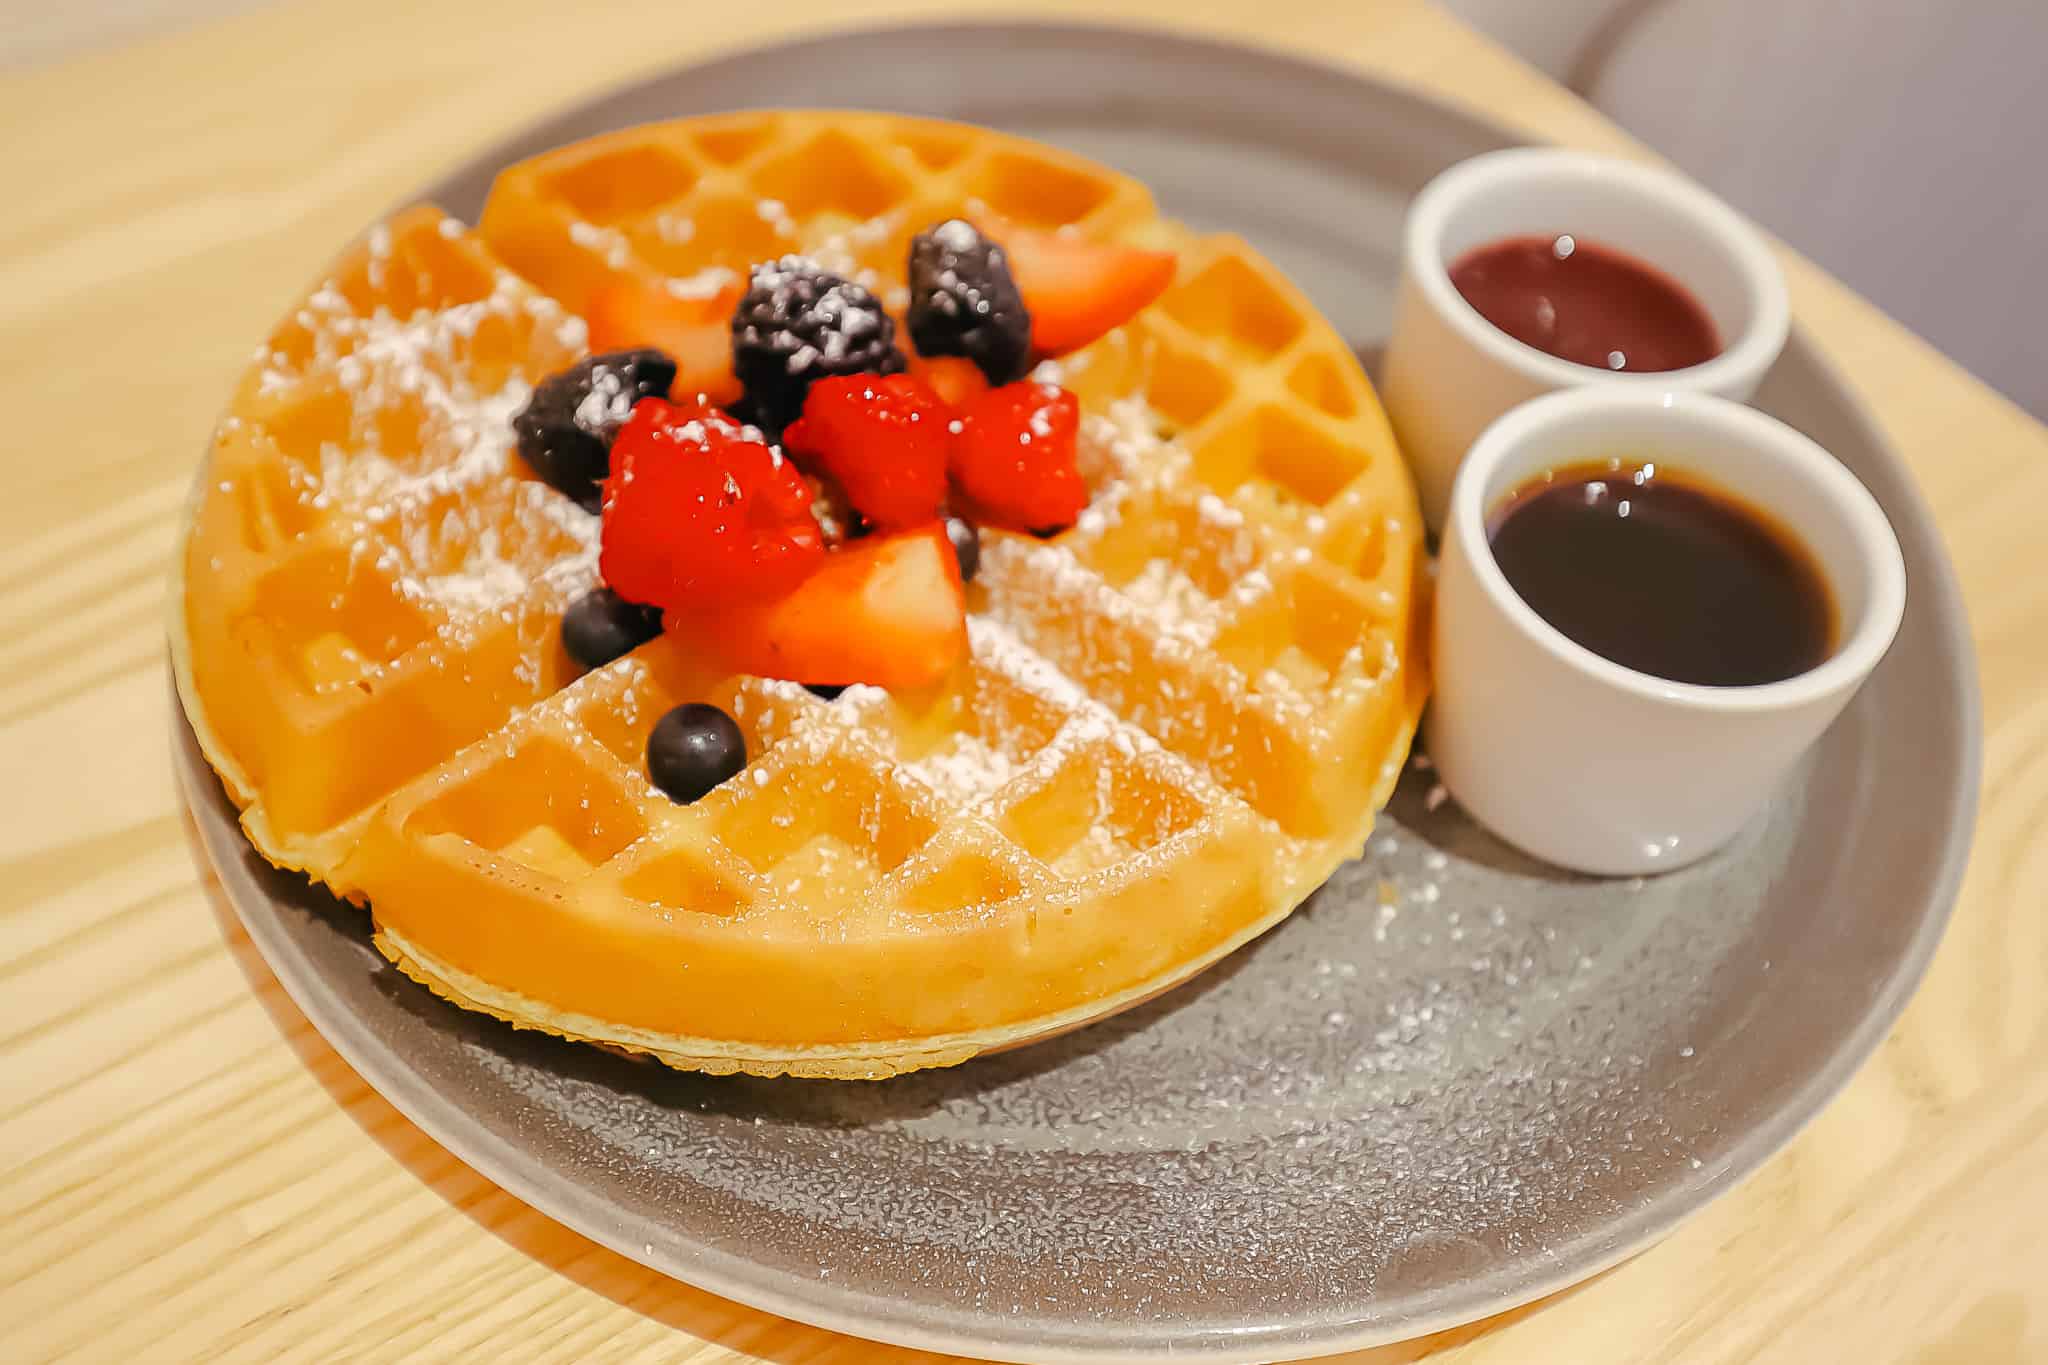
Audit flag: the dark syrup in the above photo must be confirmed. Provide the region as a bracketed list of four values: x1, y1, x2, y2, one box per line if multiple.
[1450, 234, 1721, 373]
[1487, 461, 1835, 687]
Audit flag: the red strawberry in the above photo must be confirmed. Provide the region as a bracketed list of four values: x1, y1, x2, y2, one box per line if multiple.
[993, 221, 1177, 357]
[782, 374, 949, 530]
[666, 524, 966, 690]
[949, 381, 1087, 536]
[599, 397, 822, 607]
[585, 280, 742, 406]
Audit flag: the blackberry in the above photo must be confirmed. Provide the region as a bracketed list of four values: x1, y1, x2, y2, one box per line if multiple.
[730, 257, 904, 433]
[512, 349, 677, 511]
[906, 219, 1032, 386]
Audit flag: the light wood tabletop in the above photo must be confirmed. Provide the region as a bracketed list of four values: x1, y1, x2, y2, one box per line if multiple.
[5, 1, 2045, 1361]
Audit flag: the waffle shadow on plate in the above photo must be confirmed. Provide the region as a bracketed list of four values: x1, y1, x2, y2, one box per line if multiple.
[214, 722, 1588, 1135]
[198, 723, 1299, 1128]
[327, 844, 1282, 1126]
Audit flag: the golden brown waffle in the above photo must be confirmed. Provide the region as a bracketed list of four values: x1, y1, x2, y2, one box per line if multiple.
[175, 112, 1429, 1078]
[176, 205, 594, 877]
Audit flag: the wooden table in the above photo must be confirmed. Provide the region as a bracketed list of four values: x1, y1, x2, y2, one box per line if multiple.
[5, 1, 2045, 1360]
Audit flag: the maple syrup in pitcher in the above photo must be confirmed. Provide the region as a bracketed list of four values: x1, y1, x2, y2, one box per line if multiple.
[1487, 461, 1835, 687]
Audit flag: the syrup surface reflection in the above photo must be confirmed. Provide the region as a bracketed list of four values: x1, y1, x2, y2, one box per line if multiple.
[1486, 460, 1834, 687]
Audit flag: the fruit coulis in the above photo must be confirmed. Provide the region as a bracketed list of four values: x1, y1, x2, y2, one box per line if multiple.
[1449, 234, 1720, 373]
[1487, 460, 1833, 687]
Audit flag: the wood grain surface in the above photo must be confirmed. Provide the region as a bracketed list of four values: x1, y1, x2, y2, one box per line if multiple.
[4, 1, 2046, 1361]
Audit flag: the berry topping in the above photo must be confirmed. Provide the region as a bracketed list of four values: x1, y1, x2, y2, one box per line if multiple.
[665, 523, 967, 690]
[906, 353, 990, 410]
[560, 587, 662, 671]
[598, 396, 824, 608]
[945, 516, 981, 583]
[948, 382, 1088, 536]
[997, 222, 1178, 356]
[512, 349, 677, 510]
[731, 256, 906, 434]
[906, 219, 1032, 385]
[801, 470, 861, 546]
[783, 374, 950, 530]
[585, 282, 744, 407]
[647, 702, 747, 804]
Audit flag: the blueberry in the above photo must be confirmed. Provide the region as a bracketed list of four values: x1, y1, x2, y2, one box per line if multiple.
[731, 257, 905, 434]
[646, 703, 746, 804]
[560, 588, 661, 671]
[907, 219, 1032, 385]
[513, 349, 678, 510]
[945, 517, 981, 583]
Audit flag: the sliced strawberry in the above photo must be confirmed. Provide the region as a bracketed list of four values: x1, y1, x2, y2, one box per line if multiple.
[666, 524, 966, 690]
[599, 397, 822, 607]
[994, 222, 1177, 357]
[949, 381, 1087, 536]
[783, 374, 949, 530]
[585, 280, 742, 406]
[906, 353, 991, 410]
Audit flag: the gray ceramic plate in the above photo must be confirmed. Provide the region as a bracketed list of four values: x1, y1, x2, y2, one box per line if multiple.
[172, 21, 1980, 1363]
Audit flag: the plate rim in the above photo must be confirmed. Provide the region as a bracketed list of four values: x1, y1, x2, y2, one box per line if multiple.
[173, 17, 1984, 1362]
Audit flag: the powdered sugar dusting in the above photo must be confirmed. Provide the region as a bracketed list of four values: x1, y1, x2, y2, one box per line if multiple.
[568, 220, 632, 271]
[665, 265, 740, 299]
[961, 375, 1414, 833]
[266, 246, 598, 621]
[1079, 396, 1185, 487]
[932, 218, 979, 252]
[415, 526, 534, 613]
[965, 616, 1095, 718]
[904, 733, 1015, 809]
[799, 208, 899, 290]
[1118, 560, 1222, 645]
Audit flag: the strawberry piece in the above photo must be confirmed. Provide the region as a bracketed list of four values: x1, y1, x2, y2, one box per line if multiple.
[599, 397, 822, 608]
[585, 280, 743, 406]
[949, 381, 1087, 536]
[666, 524, 966, 690]
[783, 374, 950, 530]
[906, 353, 991, 410]
[995, 222, 1177, 357]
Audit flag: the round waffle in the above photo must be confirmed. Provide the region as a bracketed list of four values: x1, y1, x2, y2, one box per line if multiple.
[173, 111, 1429, 1077]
